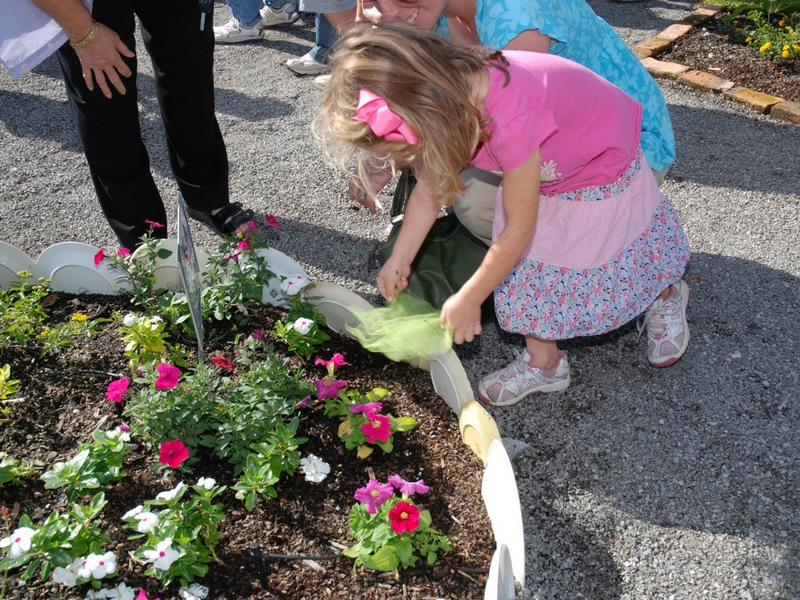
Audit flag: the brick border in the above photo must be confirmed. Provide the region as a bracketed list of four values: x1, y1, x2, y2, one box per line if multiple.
[633, 4, 800, 125]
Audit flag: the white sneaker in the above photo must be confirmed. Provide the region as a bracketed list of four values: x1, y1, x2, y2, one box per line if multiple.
[314, 74, 331, 88]
[213, 18, 264, 43]
[260, 2, 300, 27]
[477, 351, 570, 407]
[637, 280, 690, 367]
[285, 52, 327, 75]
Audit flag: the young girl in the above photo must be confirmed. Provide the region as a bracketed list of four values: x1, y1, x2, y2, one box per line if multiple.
[317, 24, 691, 407]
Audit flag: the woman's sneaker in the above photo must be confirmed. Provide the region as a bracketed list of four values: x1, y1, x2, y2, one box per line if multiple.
[285, 52, 327, 75]
[477, 351, 570, 407]
[213, 19, 264, 43]
[637, 280, 690, 367]
[260, 2, 300, 27]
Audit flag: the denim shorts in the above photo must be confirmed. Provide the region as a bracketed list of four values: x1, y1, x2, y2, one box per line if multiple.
[298, 0, 356, 13]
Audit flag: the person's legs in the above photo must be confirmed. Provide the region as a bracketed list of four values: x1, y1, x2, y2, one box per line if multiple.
[260, 0, 300, 27]
[56, 0, 168, 250]
[225, 0, 263, 26]
[308, 13, 336, 63]
[214, 0, 266, 42]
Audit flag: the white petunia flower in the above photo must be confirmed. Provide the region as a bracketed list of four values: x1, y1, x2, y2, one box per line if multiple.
[300, 454, 330, 483]
[0, 527, 36, 558]
[196, 477, 216, 490]
[122, 505, 144, 520]
[143, 538, 181, 571]
[178, 583, 210, 600]
[292, 317, 314, 335]
[135, 511, 159, 533]
[280, 274, 310, 296]
[80, 551, 116, 579]
[156, 481, 186, 501]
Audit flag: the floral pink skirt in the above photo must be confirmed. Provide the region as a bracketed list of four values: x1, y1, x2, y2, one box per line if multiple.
[492, 151, 690, 340]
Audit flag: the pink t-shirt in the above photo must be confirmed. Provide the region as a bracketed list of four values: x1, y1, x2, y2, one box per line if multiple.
[472, 51, 643, 193]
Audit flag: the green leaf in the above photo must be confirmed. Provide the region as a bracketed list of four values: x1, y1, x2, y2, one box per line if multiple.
[391, 416, 417, 432]
[157, 248, 173, 260]
[363, 545, 400, 572]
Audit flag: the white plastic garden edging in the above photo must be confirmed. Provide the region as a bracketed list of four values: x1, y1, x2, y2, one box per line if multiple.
[0, 240, 526, 599]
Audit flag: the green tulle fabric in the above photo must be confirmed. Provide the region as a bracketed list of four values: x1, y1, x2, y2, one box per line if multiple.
[346, 292, 453, 361]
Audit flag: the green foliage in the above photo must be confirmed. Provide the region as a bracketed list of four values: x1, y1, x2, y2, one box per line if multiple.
[0, 452, 36, 486]
[0, 493, 110, 583]
[34, 314, 108, 358]
[0, 365, 19, 400]
[40, 429, 134, 502]
[118, 313, 179, 371]
[123, 481, 226, 587]
[717, 0, 800, 58]
[270, 293, 331, 359]
[107, 230, 173, 312]
[0, 272, 50, 349]
[231, 454, 280, 510]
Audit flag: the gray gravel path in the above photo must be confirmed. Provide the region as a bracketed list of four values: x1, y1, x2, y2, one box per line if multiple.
[1, 1, 798, 598]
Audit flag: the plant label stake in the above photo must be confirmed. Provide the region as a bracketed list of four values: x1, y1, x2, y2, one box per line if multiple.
[176, 192, 205, 363]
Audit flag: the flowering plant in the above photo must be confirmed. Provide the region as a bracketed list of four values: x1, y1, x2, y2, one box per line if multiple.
[0, 452, 35, 486]
[118, 313, 178, 370]
[345, 472, 451, 571]
[106, 228, 171, 310]
[123, 479, 226, 587]
[40, 427, 134, 501]
[270, 284, 330, 359]
[0, 492, 111, 587]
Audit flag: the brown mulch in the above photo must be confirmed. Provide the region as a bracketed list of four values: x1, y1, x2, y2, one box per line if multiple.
[658, 12, 800, 103]
[0, 293, 492, 600]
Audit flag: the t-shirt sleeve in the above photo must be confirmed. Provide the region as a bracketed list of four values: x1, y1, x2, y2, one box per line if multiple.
[486, 108, 558, 173]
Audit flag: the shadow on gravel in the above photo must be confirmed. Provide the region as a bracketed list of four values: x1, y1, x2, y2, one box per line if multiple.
[477, 253, 799, 596]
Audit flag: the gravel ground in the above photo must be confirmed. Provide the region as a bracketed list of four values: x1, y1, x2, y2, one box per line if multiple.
[1, 1, 799, 598]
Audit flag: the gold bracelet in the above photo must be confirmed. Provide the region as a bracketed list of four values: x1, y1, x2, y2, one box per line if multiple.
[69, 19, 98, 50]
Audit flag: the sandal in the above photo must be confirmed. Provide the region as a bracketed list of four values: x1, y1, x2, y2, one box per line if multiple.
[186, 202, 256, 237]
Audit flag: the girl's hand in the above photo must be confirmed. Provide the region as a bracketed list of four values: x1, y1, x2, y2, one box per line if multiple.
[75, 23, 135, 97]
[349, 166, 393, 213]
[440, 292, 482, 344]
[377, 256, 410, 301]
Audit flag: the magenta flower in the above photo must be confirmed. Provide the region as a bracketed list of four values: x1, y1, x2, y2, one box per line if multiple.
[314, 379, 347, 399]
[224, 252, 241, 264]
[354, 475, 394, 514]
[388, 475, 430, 497]
[145, 219, 164, 229]
[137, 589, 161, 600]
[349, 402, 383, 416]
[117, 248, 131, 256]
[158, 439, 189, 469]
[250, 328, 265, 341]
[105, 377, 129, 403]
[388, 501, 420, 534]
[211, 356, 234, 370]
[119, 423, 131, 432]
[264, 214, 280, 229]
[154, 363, 180, 391]
[315, 353, 351, 377]
[236, 239, 251, 251]
[361, 411, 392, 444]
[296, 395, 312, 409]
[245, 220, 258, 233]
[93, 248, 105, 266]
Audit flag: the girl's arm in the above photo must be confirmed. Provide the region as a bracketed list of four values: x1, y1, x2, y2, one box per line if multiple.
[30, 0, 135, 98]
[376, 179, 442, 301]
[440, 148, 542, 343]
[502, 29, 556, 53]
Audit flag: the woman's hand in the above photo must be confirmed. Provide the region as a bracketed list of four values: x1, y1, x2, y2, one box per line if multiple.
[349, 166, 393, 213]
[75, 22, 135, 97]
[440, 291, 482, 344]
[376, 256, 410, 301]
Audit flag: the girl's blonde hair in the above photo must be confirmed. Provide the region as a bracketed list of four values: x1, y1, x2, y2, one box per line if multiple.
[314, 23, 507, 206]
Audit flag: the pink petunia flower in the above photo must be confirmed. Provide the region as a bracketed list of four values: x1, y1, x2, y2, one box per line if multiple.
[349, 402, 383, 417]
[313, 379, 347, 399]
[388, 475, 430, 497]
[211, 356, 234, 371]
[388, 501, 420, 534]
[354, 475, 394, 514]
[118, 423, 131, 432]
[105, 377, 129, 403]
[236, 239, 251, 251]
[224, 252, 241, 264]
[145, 219, 164, 229]
[93, 248, 105, 266]
[245, 220, 258, 233]
[361, 411, 392, 444]
[117, 248, 131, 256]
[264, 214, 280, 229]
[158, 439, 189, 469]
[250, 328, 265, 341]
[315, 353, 351, 377]
[295, 395, 312, 409]
[154, 363, 180, 391]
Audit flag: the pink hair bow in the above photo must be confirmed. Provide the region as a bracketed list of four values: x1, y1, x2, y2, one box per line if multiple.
[352, 89, 418, 145]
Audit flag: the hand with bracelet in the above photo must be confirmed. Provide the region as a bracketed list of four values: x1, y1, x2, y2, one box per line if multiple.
[31, 0, 135, 97]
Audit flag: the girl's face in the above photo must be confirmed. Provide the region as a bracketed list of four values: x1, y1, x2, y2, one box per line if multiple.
[368, 0, 449, 31]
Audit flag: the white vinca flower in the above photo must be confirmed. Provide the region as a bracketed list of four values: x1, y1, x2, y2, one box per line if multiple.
[122, 505, 144, 520]
[300, 454, 331, 483]
[80, 551, 117, 579]
[106, 428, 130, 442]
[107, 582, 135, 600]
[292, 317, 314, 335]
[178, 583, 210, 600]
[122, 313, 138, 327]
[196, 477, 216, 490]
[280, 274, 310, 296]
[135, 511, 159, 533]
[52, 556, 84, 587]
[143, 538, 181, 571]
[156, 481, 186, 501]
[0, 526, 36, 558]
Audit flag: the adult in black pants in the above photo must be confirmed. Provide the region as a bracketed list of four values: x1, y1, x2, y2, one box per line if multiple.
[31, 0, 255, 250]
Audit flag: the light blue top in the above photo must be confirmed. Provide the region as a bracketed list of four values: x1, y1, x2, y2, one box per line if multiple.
[437, 0, 676, 171]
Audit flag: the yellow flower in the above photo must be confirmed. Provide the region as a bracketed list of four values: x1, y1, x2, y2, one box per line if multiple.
[784, 44, 791, 50]
[759, 41, 772, 52]
[746, 36, 753, 42]
[71, 312, 88, 322]
[783, 50, 790, 58]
[794, 44, 800, 51]
[779, 18, 784, 26]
